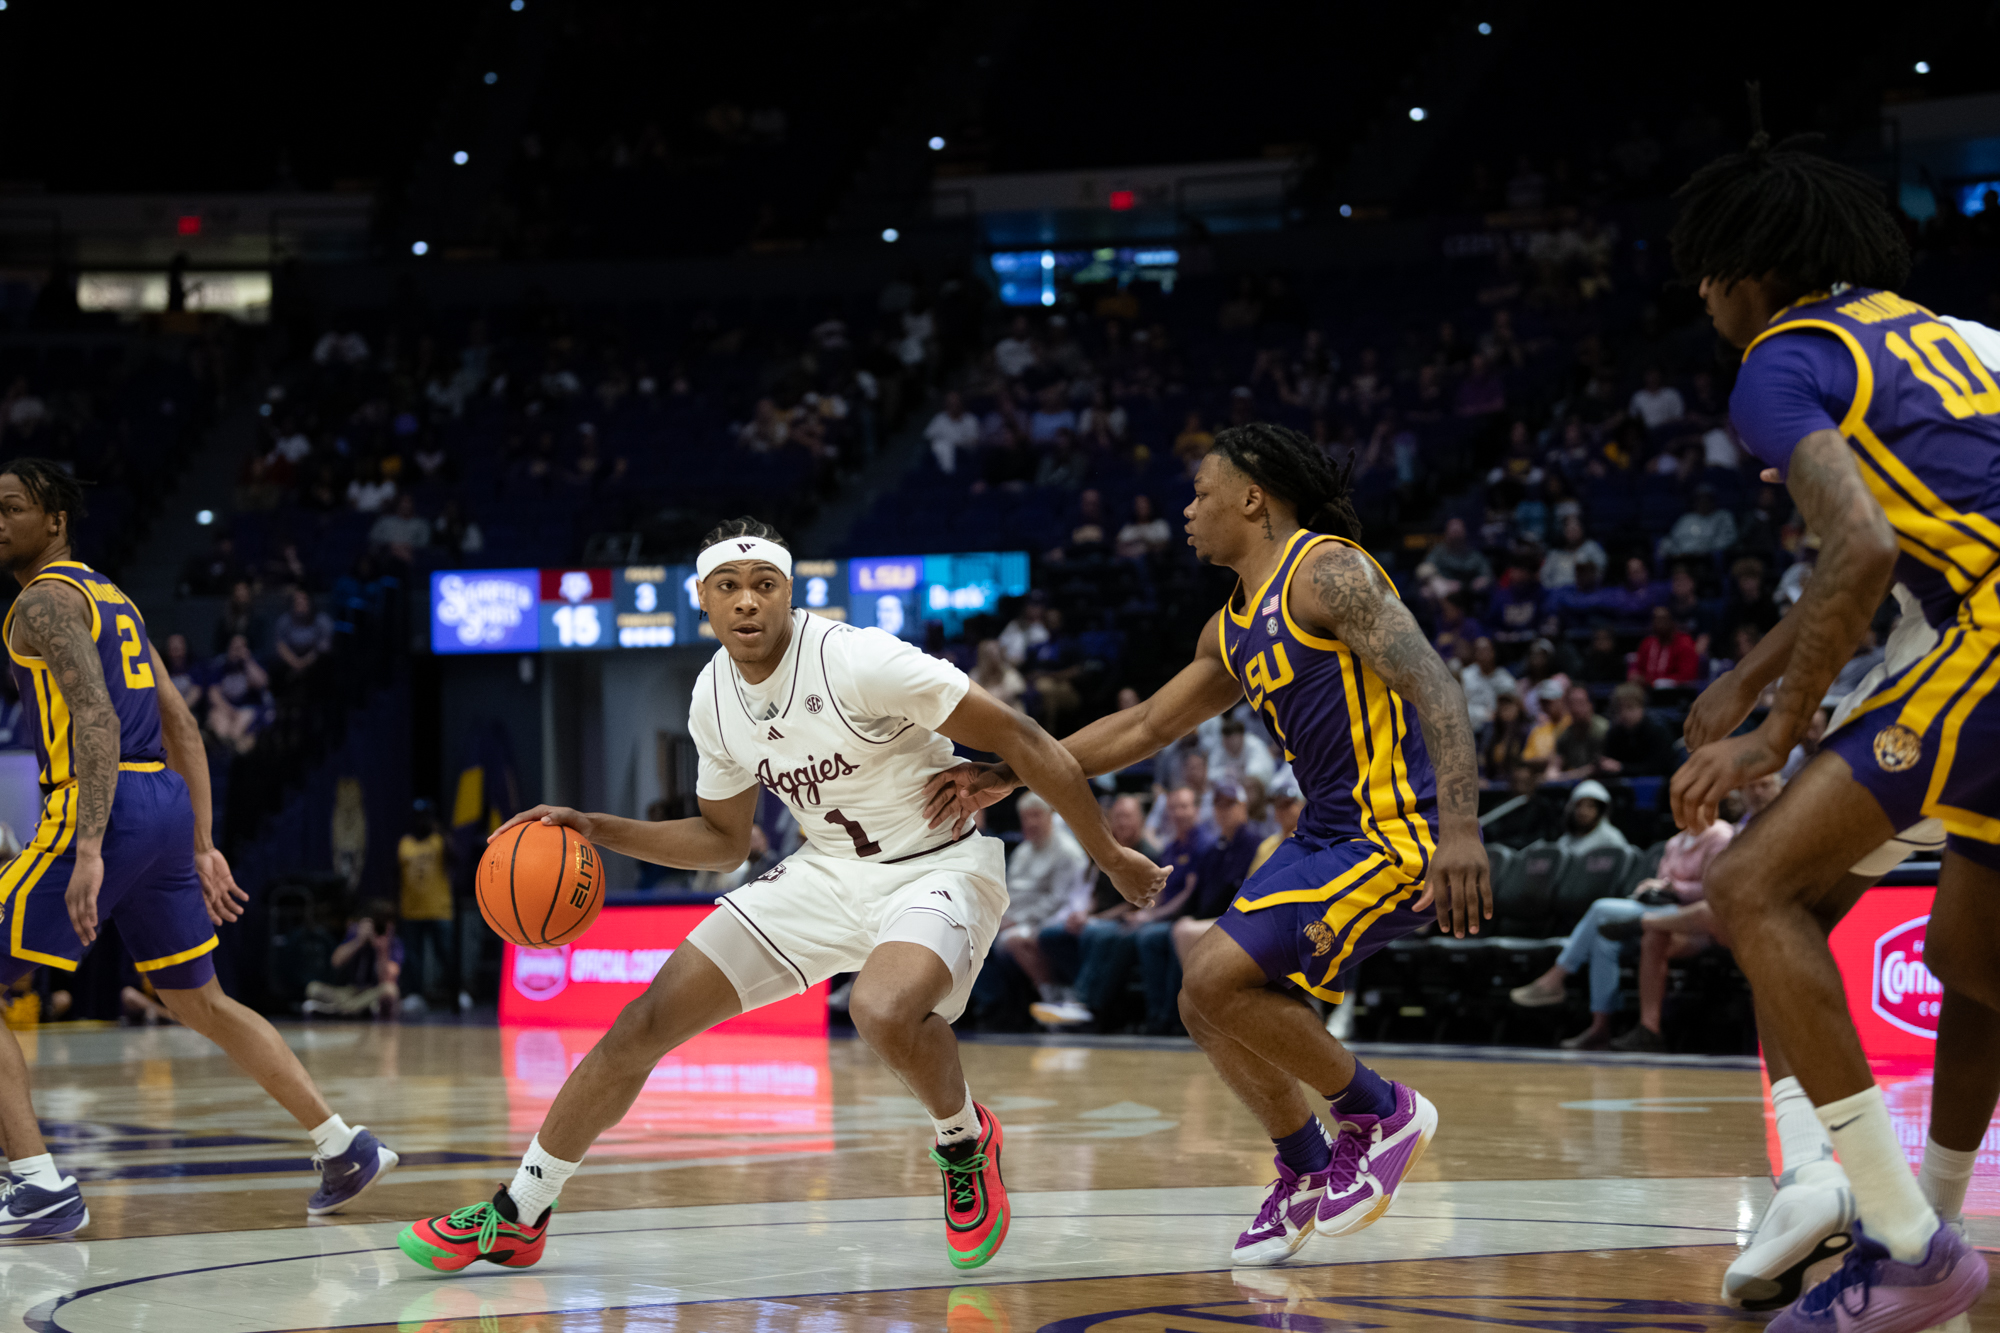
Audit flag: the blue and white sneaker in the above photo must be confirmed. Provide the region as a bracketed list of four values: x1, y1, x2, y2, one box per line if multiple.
[307, 1127, 400, 1216]
[0, 1173, 89, 1241]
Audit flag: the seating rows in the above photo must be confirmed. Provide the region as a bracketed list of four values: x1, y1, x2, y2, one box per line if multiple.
[1349, 840, 1753, 1052]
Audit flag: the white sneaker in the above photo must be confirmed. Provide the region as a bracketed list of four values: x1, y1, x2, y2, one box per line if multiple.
[1029, 1000, 1093, 1028]
[1722, 1168, 1856, 1310]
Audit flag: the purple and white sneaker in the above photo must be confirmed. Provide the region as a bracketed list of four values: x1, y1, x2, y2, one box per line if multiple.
[1769, 1221, 1987, 1333]
[1316, 1080, 1437, 1239]
[0, 1173, 88, 1241]
[1232, 1152, 1336, 1266]
[307, 1127, 400, 1216]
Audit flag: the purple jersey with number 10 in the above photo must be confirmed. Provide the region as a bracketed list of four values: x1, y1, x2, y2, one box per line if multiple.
[1732, 289, 2000, 866]
[1731, 289, 2000, 634]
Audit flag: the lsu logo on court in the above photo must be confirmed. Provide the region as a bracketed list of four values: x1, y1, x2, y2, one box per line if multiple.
[1873, 915, 1941, 1039]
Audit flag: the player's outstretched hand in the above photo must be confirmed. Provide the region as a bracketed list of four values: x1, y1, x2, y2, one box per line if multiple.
[1413, 826, 1491, 939]
[490, 805, 596, 841]
[66, 849, 105, 948]
[919, 762, 1018, 831]
[1107, 845, 1169, 909]
[1683, 670, 1760, 753]
[195, 847, 250, 925]
[1671, 730, 1783, 832]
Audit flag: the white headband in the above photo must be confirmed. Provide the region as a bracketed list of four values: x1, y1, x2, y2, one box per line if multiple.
[696, 536, 793, 580]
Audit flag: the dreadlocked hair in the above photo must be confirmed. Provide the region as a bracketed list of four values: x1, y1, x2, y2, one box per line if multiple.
[1669, 119, 1909, 304]
[699, 515, 789, 551]
[1211, 422, 1362, 543]
[3, 457, 87, 545]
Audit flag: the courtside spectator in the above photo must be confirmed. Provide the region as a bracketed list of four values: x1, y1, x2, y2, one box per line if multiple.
[1598, 683, 1676, 777]
[272, 590, 334, 689]
[1549, 683, 1609, 780]
[1658, 483, 1737, 558]
[1030, 794, 1155, 1029]
[924, 391, 980, 474]
[1460, 637, 1516, 730]
[1540, 516, 1608, 589]
[1628, 367, 1685, 429]
[1632, 606, 1702, 685]
[996, 795, 1091, 1012]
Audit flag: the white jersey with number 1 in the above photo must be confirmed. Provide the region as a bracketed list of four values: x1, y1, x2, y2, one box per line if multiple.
[684, 609, 1010, 1021]
[690, 608, 979, 863]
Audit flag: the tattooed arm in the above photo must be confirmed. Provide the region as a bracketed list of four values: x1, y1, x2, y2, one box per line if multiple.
[1293, 542, 1492, 937]
[149, 638, 248, 926]
[12, 581, 116, 946]
[1671, 430, 1895, 829]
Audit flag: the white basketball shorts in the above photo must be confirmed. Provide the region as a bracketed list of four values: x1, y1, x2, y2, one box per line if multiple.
[685, 832, 1009, 1022]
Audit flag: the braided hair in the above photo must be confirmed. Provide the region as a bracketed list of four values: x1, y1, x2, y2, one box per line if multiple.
[1670, 87, 1908, 304]
[1210, 423, 1363, 543]
[699, 515, 789, 551]
[2, 457, 87, 546]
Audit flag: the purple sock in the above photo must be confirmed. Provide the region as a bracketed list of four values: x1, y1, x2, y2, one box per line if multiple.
[1272, 1117, 1331, 1175]
[1327, 1060, 1396, 1120]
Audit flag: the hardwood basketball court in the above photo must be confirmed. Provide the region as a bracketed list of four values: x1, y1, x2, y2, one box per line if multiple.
[5, 1020, 1996, 1332]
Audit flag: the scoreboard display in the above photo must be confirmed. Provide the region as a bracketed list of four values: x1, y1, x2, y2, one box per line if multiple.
[430, 552, 1028, 654]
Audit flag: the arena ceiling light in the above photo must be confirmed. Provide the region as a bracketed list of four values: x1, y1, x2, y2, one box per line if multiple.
[411, 240, 430, 256]
[484, 71, 499, 85]
[1915, 60, 1931, 73]
[1477, 21, 1492, 33]
[928, 136, 946, 151]
[881, 228, 900, 243]
[510, 0, 524, 10]
[195, 510, 214, 526]
[1408, 107, 1427, 122]
[453, 150, 470, 165]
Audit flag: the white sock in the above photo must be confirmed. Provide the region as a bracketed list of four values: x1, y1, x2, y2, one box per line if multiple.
[10, 1153, 62, 1190]
[1772, 1077, 1841, 1185]
[1036, 982, 1063, 1004]
[932, 1084, 981, 1147]
[309, 1114, 358, 1158]
[1918, 1135, 1978, 1225]
[507, 1135, 579, 1221]
[1818, 1085, 1939, 1260]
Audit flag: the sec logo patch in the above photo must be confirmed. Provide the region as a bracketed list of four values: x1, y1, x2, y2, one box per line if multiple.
[1874, 723, 1923, 773]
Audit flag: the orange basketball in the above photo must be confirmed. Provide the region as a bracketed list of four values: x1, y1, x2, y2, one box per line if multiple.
[477, 819, 605, 947]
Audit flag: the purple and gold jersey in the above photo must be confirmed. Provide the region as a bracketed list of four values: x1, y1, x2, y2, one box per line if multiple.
[1734, 289, 2000, 632]
[2, 561, 167, 788]
[1217, 529, 1437, 879]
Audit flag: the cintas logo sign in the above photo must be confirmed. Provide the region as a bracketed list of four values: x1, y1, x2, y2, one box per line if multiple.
[1872, 915, 1942, 1040]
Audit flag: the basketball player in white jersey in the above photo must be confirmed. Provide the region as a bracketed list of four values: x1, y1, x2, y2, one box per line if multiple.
[398, 518, 1167, 1275]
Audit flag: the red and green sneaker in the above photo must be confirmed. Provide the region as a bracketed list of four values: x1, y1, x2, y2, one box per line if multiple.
[930, 1102, 1009, 1270]
[397, 1188, 554, 1272]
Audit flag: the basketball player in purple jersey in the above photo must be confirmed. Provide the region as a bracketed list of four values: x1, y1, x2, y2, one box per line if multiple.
[1670, 131, 1997, 1329]
[927, 423, 1490, 1265]
[0, 460, 397, 1241]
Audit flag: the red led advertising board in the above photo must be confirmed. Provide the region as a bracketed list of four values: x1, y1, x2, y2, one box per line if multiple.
[1763, 885, 2000, 1213]
[499, 904, 828, 1033]
[499, 904, 833, 1158]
